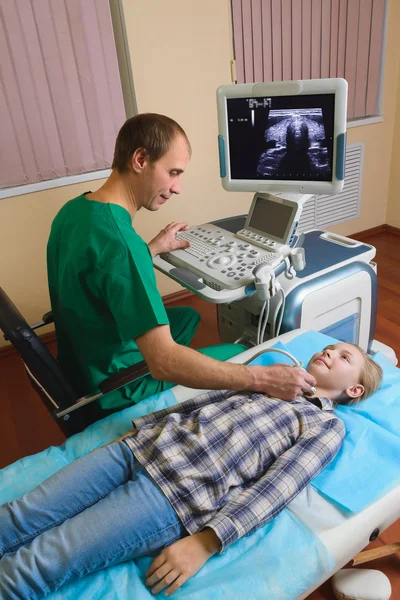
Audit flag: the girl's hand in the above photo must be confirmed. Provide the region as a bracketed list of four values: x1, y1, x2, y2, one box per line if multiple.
[145, 528, 220, 595]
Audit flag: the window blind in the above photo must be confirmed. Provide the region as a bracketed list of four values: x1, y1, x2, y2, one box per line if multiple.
[231, 0, 386, 119]
[0, 0, 126, 188]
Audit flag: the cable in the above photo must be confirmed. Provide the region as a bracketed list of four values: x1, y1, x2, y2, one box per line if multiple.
[259, 298, 270, 344]
[243, 347, 302, 367]
[234, 335, 245, 344]
[274, 288, 286, 338]
[257, 301, 267, 345]
[269, 296, 281, 340]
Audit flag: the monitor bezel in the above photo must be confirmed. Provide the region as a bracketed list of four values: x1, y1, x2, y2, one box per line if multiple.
[244, 193, 301, 245]
[217, 78, 348, 195]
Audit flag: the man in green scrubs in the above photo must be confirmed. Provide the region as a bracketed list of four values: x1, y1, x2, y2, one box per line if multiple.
[47, 114, 315, 416]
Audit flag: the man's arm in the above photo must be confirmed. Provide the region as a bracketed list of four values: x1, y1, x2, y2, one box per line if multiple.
[136, 324, 316, 400]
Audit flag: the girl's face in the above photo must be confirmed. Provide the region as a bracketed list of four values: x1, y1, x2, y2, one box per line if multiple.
[307, 343, 365, 396]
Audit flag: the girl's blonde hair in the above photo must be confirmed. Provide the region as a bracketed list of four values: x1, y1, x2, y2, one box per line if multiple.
[341, 344, 383, 405]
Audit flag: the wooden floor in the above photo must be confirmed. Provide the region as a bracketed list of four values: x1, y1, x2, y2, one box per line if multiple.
[0, 231, 399, 598]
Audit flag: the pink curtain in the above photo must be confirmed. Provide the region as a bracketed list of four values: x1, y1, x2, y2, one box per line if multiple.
[0, 0, 126, 188]
[231, 0, 386, 119]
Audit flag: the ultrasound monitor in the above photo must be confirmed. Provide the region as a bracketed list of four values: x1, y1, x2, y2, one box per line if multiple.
[217, 78, 347, 195]
[246, 194, 298, 244]
[235, 192, 304, 251]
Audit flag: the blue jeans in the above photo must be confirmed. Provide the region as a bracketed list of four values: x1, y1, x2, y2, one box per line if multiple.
[0, 441, 186, 599]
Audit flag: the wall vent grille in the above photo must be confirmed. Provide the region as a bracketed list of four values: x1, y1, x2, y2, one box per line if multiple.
[298, 142, 364, 233]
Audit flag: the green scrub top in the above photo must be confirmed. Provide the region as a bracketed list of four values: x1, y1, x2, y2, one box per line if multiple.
[47, 193, 169, 410]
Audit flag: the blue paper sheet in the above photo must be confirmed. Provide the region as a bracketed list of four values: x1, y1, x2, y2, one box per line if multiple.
[272, 331, 400, 513]
[1, 329, 399, 599]
[29, 511, 332, 600]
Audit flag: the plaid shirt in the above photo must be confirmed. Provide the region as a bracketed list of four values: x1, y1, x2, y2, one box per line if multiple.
[124, 390, 345, 552]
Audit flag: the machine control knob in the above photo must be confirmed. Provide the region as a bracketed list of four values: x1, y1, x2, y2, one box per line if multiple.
[217, 235, 225, 240]
[228, 241, 237, 246]
[369, 528, 380, 542]
[215, 255, 231, 265]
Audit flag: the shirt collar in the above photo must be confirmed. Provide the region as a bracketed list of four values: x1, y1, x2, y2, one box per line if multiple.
[306, 396, 334, 411]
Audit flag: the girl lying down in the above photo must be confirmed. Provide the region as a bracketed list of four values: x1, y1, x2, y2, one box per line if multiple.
[0, 343, 382, 599]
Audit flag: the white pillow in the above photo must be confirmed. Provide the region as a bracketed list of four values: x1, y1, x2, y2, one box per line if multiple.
[332, 569, 391, 600]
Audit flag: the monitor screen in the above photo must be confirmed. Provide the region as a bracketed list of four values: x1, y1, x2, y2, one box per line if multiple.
[217, 79, 347, 195]
[247, 195, 296, 240]
[227, 94, 335, 182]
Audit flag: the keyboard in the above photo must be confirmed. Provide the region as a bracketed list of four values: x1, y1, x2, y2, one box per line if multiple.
[175, 230, 216, 259]
[159, 224, 285, 291]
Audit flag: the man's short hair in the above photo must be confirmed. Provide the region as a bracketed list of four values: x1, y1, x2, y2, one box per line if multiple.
[112, 113, 191, 173]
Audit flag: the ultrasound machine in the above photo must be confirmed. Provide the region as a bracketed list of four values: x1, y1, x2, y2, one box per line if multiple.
[154, 78, 394, 361]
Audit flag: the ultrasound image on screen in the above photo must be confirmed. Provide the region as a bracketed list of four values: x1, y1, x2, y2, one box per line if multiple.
[257, 108, 330, 178]
[227, 94, 335, 182]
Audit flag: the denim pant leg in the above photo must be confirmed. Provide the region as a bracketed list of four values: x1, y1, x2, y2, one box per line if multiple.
[0, 447, 186, 600]
[0, 441, 136, 557]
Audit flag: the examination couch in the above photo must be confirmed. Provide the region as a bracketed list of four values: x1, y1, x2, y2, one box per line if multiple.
[1, 329, 399, 599]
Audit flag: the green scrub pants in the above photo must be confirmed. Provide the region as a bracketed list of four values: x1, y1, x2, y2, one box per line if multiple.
[123, 305, 247, 405]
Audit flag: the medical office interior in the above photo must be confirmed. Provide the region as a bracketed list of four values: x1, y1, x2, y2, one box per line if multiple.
[1, 0, 400, 599]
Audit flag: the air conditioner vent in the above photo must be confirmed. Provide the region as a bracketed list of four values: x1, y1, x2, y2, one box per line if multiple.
[298, 142, 364, 233]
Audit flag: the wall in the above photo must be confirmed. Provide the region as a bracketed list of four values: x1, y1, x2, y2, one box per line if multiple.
[1, 0, 399, 348]
[0, 180, 106, 342]
[387, 1, 400, 228]
[330, 0, 400, 237]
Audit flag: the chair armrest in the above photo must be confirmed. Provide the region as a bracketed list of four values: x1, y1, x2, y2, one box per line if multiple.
[55, 360, 150, 418]
[98, 360, 150, 394]
[42, 311, 54, 324]
[30, 311, 54, 332]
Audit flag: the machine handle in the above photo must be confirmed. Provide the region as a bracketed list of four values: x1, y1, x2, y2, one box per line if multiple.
[319, 231, 362, 247]
[153, 255, 250, 304]
[170, 267, 206, 290]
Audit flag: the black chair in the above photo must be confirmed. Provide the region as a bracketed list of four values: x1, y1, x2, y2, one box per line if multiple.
[0, 287, 150, 437]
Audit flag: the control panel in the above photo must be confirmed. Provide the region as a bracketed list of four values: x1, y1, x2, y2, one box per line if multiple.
[236, 228, 285, 251]
[159, 223, 286, 291]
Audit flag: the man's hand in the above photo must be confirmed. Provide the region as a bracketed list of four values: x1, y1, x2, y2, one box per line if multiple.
[145, 529, 220, 596]
[148, 222, 190, 257]
[251, 364, 316, 400]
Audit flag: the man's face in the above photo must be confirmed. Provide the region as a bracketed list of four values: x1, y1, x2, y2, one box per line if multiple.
[307, 343, 365, 392]
[141, 134, 190, 211]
